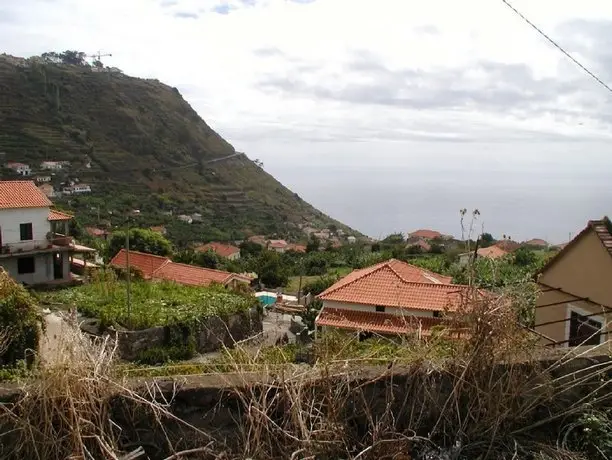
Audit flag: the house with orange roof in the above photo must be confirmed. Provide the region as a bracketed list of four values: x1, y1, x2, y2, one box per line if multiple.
[458, 245, 508, 266]
[407, 229, 442, 241]
[494, 239, 521, 252]
[534, 217, 612, 347]
[267, 239, 288, 253]
[85, 227, 109, 240]
[315, 259, 470, 338]
[150, 225, 167, 236]
[287, 243, 307, 253]
[195, 242, 241, 260]
[524, 238, 549, 248]
[0, 180, 95, 286]
[110, 249, 252, 289]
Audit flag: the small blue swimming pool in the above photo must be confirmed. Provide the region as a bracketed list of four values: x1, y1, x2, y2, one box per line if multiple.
[258, 294, 277, 306]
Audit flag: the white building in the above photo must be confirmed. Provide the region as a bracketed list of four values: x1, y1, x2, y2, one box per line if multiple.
[40, 161, 63, 170]
[35, 175, 52, 183]
[192, 212, 203, 222]
[6, 162, 31, 176]
[62, 184, 91, 194]
[177, 214, 193, 224]
[0, 180, 95, 286]
[347, 236, 357, 244]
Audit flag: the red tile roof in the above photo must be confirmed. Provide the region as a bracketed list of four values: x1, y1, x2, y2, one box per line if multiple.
[525, 238, 548, 247]
[48, 209, 73, 221]
[86, 227, 109, 237]
[476, 246, 508, 259]
[268, 239, 288, 248]
[0, 180, 52, 209]
[288, 244, 307, 253]
[196, 242, 240, 257]
[150, 226, 166, 234]
[110, 249, 171, 279]
[110, 249, 248, 286]
[315, 307, 445, 335]
[494, 240, 521, 252]
[318, 259, 468, 311]
[409, 229, 442, 240]
[152, 261, 233, 286]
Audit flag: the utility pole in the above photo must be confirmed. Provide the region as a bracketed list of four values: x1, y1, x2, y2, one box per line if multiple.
[125, 219, 131, 327]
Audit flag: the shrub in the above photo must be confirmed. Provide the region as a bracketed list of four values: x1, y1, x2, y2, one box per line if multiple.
[0, 270, 43, 366]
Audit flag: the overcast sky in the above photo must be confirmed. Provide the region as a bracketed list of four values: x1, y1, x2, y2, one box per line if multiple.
[2, 0, 612, 242]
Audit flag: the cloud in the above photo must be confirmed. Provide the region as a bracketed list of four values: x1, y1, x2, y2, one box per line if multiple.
[173, 11, 199, 19]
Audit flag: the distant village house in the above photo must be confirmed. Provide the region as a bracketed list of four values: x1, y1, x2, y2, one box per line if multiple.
[195, 242, 241, 260]
[6, 162, 31, 176]
[40, 161, 63, 170]
[37, 183, 55, 198]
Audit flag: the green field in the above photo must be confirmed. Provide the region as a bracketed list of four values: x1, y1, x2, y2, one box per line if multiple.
[284, 266, 353, 294]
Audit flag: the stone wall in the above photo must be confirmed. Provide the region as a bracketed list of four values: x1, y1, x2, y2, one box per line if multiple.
[0, 353, 610, 459]
[112, 307, 262, 360]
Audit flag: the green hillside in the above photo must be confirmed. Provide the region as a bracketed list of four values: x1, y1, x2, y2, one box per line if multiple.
[0, 54, 357, 245]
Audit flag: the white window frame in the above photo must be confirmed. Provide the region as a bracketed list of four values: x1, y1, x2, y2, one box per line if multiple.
[564, 303, 605, 347]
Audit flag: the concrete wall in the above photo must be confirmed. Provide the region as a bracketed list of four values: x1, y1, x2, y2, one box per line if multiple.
[535, 229, 612, 345]
[322, 300, 435, 317]
[0, 207, 50, 246]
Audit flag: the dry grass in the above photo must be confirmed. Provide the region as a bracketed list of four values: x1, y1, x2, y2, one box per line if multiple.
[0, 290, 610, 459]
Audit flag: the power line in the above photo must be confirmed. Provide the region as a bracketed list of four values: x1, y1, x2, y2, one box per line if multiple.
[500, 0, 612, 95]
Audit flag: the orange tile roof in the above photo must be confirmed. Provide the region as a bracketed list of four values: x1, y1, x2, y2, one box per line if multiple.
[268, 239, 288, 248]
[152, 261, 233, 286]
[48, 209, 73, 221]
[0, 180, 52, 209]
[86, 227, 109, 237]
[109, 249, 248, 286]
[315, 307, 445, 335]
[525, 238, 548, 247]
[318, 259, 468, 311]
[409, 229, 442, 240]
[287, 244, 307, 253]
[110, 249, 171, 279]
[494, 240, 521, 252]
[196, 242, 240, 257]
[476, 245, 508, 259]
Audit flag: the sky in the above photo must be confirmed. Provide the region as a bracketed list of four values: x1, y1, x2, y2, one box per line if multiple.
[1, 0, 612, 242]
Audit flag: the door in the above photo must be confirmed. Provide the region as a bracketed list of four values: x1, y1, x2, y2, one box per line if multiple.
[53, 253, 64, 280]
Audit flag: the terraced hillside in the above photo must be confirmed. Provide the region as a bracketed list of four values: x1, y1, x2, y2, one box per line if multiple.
[0, 54, 356, 243]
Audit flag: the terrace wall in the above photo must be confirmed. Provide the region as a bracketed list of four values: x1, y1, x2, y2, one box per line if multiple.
[112, 307, 262, 360]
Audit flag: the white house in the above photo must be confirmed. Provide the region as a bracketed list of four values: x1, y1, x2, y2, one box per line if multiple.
[40, 161, 63, 170]
[347, 236, 357, 244]
[0, 180, 95, 286]
[35, 175, 52, 183]
[63, 184, 91, 194]
[177, 214, 193, 224]
[6, 162, 31, 176]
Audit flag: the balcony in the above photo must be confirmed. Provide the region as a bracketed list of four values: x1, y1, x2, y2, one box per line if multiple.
[0, 233, 75, 255]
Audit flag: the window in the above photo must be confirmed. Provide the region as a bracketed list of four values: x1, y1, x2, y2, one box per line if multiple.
[568, 310, 602, 346]
[20, 223, 33, 241]
[375, 305, 386, 313]
[433, 311, 441, 318]
[17, 257, 35, 274]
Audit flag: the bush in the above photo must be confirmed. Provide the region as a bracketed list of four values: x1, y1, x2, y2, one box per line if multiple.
[0, 271, 43, 366]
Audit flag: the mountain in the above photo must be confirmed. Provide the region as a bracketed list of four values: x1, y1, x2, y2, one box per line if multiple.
[0, 54, 358, 245]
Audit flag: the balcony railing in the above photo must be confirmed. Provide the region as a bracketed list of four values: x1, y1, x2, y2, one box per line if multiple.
[1, 233, 75, 255]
